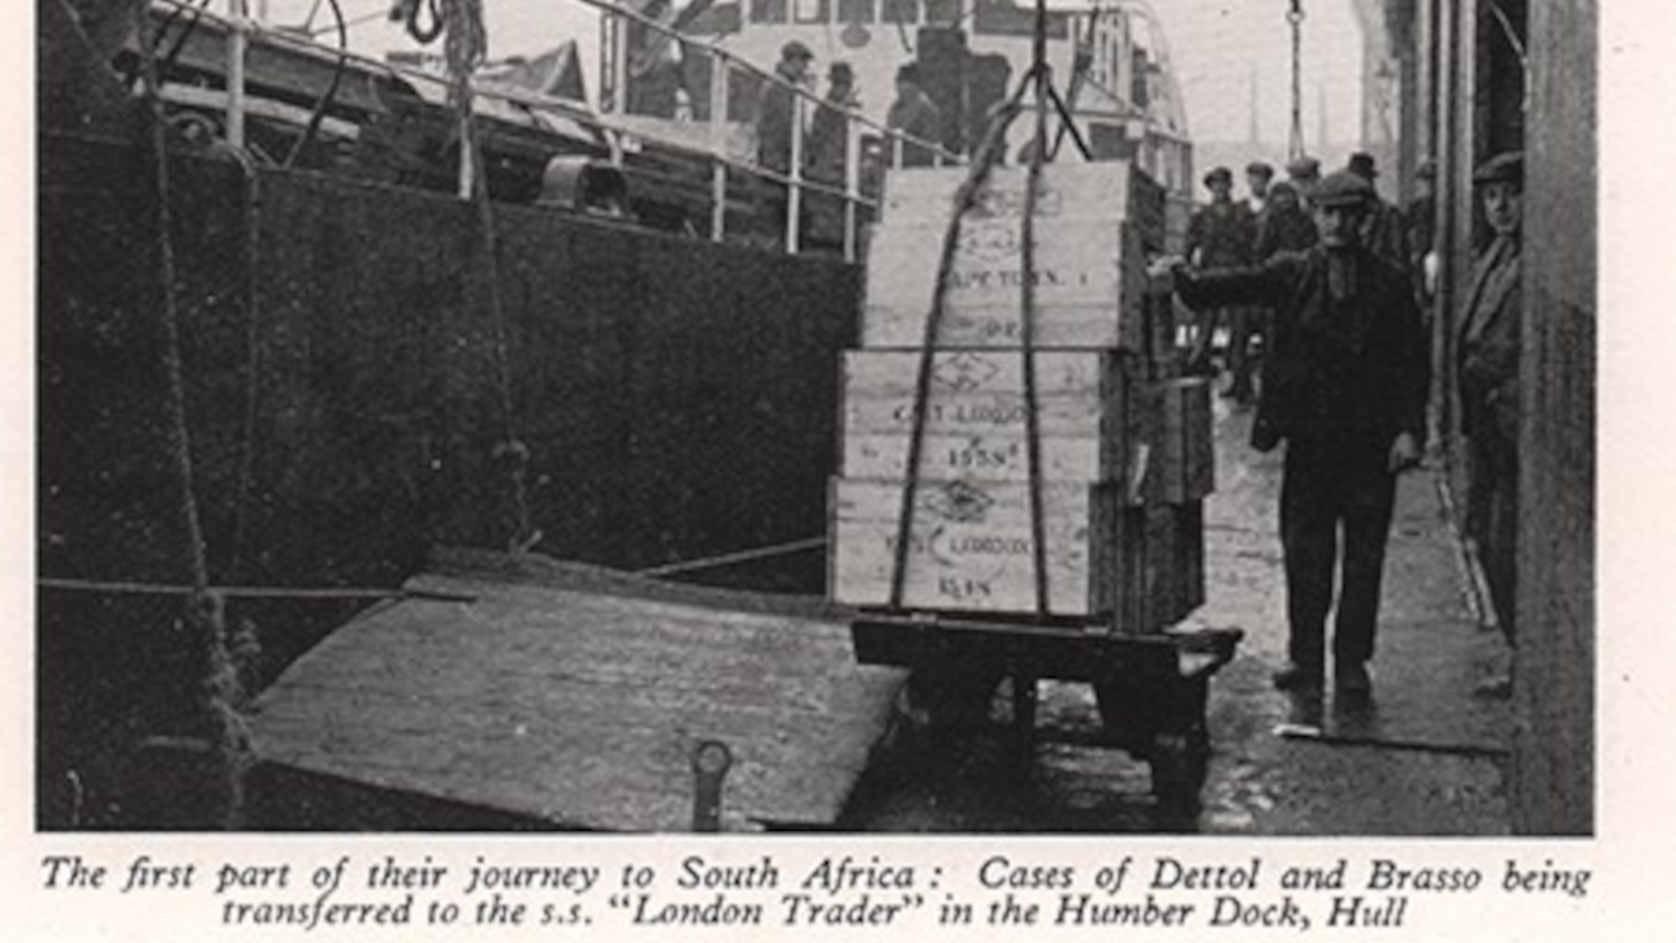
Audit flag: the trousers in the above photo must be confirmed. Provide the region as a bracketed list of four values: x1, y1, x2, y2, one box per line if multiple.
[1465, 413, 1518, 645]
[1279, 433, 1399, 673]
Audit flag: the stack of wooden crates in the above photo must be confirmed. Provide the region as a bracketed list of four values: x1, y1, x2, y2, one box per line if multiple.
[829, 162, 1213, 633]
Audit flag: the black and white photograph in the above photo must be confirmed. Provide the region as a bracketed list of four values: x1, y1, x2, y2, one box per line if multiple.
[34, 0, 1602, 865]
[34, 0, 1599, 848]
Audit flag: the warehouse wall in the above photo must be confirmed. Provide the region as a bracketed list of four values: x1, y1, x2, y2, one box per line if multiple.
[1514, 0, 1595, 836]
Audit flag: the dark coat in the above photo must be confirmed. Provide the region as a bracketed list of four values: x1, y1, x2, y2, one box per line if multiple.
[1254, 204, 1319, 258]
[1457, 235, 1522, 442]
[1175, 246, 1429, 449]
[755, 70, 800, 174]
[1360, 198, 1410, 270]
[887, 89, 942, 167]
[1186, 199, 1256, 267]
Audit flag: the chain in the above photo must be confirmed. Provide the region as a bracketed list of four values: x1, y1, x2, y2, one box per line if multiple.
[1287, 0, 1306, 160]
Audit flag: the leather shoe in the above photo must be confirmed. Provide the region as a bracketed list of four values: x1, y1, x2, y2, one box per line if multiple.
[1335, 662, 1372, 695]
[1271, 663, 1323, 692]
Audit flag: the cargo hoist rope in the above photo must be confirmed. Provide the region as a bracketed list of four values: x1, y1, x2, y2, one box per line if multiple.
[133, 2, 252, 828]
[887, 8, 1058, 617]
[438, 0, 542, 553]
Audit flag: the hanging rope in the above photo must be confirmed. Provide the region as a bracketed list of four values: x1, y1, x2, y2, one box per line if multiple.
[886, 69, 1035, 611]
[283, 0, 350, 167]
[133, 2, 251, 829]
[436, 0, 540, 552]
[1018, 0, 1051, 617]
[1287, 0, 1306, 160]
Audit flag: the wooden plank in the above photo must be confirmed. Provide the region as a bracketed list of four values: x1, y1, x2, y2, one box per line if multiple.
[860, 218, 1147, 349]
[248, 556, 908, 831]
[840, 349, 1128, 481]
[1160, 377, 1216, 503]
[880, 161, 1146, 225]
[829, 476, 1120, 617]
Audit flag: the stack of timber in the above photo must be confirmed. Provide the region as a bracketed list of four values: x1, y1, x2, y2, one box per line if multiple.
[830, 162, 1213, 631]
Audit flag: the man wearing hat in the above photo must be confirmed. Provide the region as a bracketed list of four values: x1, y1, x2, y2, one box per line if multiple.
[1246, 161, 1275, 216]
[1158, 170, 1429, 695]
[1285, 155, 1322, 209]
[1183, 166, 1258, 378]
[1457, 150, 1523, 698]
[756, 40, 814, 175]
[1346, 151, 1410, 270]
[887, 62, 942, 168]
[806, 61, 859, 184]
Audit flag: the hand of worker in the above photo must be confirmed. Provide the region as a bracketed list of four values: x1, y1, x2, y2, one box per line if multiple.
[1147, 255, 1186, 278]
[1387, 431, 1422, 473]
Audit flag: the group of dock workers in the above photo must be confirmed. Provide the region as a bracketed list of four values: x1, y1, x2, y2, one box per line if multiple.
[1157, 149, 1523, 698]
[757, 41, 944, 184]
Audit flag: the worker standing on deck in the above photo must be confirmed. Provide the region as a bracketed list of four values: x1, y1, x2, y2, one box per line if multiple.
[757, 41, 814, 175]
[1157, 171, 1429, 695]
[1183, 166, 1258, 381]
[1457, 151, 1523, 699]
[887, 63, 942, 168]
[806, 62, 858, 184]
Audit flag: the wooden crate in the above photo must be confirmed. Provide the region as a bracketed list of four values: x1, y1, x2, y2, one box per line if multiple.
[880, 161, 1156, 231]
[829, 477, 1127, 619]
[861, 218, 1148, 349]
[839, 349, 1129, 482]
[1131, 377, 1215, 505]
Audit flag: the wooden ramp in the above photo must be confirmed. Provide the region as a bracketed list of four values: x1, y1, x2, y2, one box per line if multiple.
[249, 549, 908, 831]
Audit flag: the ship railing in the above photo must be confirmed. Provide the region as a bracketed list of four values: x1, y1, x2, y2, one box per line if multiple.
[581, 0, 966, 255]
[154, 0, 963, 261]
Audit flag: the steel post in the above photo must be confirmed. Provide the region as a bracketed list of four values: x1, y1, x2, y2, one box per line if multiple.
[226, 0, 247, 148]
[786, 94, 804, 254]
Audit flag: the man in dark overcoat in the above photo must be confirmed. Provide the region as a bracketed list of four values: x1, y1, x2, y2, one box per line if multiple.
[1183, 166, 1258, 378]
[1161, 171, 1430, 694]
[1457, 151, 1523, 697]
[757, 41, 813, 175]
[1347, 152, 1410, 271]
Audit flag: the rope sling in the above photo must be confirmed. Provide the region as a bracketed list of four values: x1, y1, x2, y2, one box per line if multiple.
[886, 0, 1067, 619]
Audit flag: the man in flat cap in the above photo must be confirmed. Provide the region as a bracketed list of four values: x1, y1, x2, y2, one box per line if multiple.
[757, 40, 814, 175]
[1157, 170, 1429, 695]
[1458, 150, 1523, 698]
[1286, 155, 1322, 209]
[1183, 166, 1258, 379]
[1246, 161, 1275, 216]
[1347, 151, 1410, 271]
